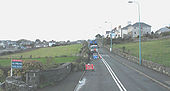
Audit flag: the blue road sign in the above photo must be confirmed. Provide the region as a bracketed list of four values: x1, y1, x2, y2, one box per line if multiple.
[12, 60, 23, 69]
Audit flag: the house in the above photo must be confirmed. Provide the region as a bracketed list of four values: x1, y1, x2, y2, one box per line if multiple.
[105, 31, 111, 38]
[121, 22, 151, 38]
[105, 29, 116, 39]
[114, 26, 123, 38]
[49, 41, 56, 47]
[121, 24, 132, 38]
[0, 41, 5, 49]
[129, 22, 151, 37]
[155, 27, 170, 34]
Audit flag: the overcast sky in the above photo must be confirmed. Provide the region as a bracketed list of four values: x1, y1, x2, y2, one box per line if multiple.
[0, 0, 170, 41]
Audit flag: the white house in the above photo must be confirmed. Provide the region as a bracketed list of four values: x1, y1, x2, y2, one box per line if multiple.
[131, 22, 151, 37]
[121, 24, 132, 38]
[114, 26, 122, 38]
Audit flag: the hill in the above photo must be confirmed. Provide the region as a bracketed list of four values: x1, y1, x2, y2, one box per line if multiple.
[113, 38, 170, 67]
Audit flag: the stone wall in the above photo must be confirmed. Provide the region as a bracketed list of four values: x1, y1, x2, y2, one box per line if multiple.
[5, 76, 32, 91]
[5, 63, 72, 91]
[105, 45, 170, 77]
[26, 63, 72, 88]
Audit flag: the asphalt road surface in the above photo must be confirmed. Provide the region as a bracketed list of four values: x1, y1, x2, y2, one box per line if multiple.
[38, 47, 170, 91]
[74, 48, 170, 91]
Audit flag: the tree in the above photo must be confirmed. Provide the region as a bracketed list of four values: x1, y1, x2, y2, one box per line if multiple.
[95, 34, 102, 38]
[35, 39, 41, 44]
[67, 40, 70, 43]
[151, 31, 154, 35]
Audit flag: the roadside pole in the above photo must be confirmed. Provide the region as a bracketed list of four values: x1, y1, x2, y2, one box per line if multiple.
[10, 58, 12, 76]
[110, 31, 112, 52]
[102, 35, 104, 47]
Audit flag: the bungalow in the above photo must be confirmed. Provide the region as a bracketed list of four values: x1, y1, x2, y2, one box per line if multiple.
[155, 27, 170, 34]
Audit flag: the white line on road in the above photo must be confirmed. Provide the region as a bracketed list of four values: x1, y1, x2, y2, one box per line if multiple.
[74, 71, 86, 91]
[99, 54, 127, 91]
[108, 53, 170, 90]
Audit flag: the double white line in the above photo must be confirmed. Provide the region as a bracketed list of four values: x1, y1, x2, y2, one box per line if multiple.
[100, 54, 127, 91]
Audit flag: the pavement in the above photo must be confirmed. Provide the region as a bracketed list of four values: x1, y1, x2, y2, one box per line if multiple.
[37, 47, 170, 91]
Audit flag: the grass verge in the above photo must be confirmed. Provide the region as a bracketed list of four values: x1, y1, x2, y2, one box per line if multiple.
[0, 56, 78, 67]
[113, 38, 170, 67]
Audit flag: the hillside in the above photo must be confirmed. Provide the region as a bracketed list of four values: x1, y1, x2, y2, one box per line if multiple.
[113, 38, 170, 67]
[0, 44, 82, 58]
[0, 44, 82, 67]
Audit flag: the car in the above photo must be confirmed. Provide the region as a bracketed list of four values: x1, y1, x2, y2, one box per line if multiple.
[90, 45, 98, 52]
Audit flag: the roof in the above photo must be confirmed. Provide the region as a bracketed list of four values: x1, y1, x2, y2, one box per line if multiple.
[122, 24, 132, 30]
[156, 27, 170, 33]
[132, 22, 151, 27]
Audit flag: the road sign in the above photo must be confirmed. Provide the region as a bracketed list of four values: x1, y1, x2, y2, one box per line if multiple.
[93, 53, 98, 59]
[12, 60, 23, 69]
[111, 33, 115, 36]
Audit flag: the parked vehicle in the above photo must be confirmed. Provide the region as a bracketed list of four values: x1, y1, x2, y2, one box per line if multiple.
[90, 45, 98, 53]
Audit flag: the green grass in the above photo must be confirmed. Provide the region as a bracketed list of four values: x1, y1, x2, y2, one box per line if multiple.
[0, 59, 10, 67]
[0, 44, 82, 58]
[113, 38, 170, 67]
[0, 57, 78, 67]
[0, 44, 82, 67]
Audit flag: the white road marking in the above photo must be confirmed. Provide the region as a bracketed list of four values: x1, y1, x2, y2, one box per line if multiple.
[74, 71, 86, 91]
[74, 78, 87, 91]
[109, 53, 170, 90]
[99, 54, 127, 91]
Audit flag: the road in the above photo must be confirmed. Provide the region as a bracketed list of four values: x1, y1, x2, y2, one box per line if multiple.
[37, 71, 83, 91]
[74, 47, 170, 91]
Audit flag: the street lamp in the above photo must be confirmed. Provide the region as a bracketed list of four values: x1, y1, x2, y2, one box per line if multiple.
[128, 0, 142, 65]
[102, 35, 104, 47]
[105, 21, 113, 52]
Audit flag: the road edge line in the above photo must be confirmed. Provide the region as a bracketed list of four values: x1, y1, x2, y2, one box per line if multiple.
[73, 71, 86, 91]
[122, 62, 170, 90]
[109, 53, 170, 90]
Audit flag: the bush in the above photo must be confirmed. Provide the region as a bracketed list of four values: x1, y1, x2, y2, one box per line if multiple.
[161, 31, 170, 36]
[22, 60, 43, 70]
[10, 60, 44, 81]
[0, 69, 4, 82]
[60, 55, 68, 57]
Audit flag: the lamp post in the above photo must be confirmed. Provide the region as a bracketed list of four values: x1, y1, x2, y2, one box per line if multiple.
[128, 0, 142, 65]
[110, 30, 113, 52]
[102, 35, 104, 47]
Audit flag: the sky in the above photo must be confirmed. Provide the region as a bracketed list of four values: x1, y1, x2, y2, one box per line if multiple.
[0, 0, 170, 41]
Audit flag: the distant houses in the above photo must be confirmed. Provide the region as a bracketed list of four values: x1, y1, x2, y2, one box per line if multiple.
[106, 22, 152, 39]
[0, 39, 84, 51]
